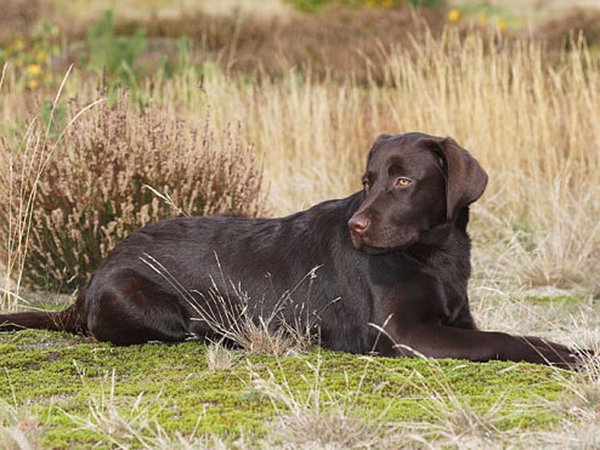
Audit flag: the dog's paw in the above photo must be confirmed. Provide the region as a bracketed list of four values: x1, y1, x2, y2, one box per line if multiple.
[522, 336, 588, 370]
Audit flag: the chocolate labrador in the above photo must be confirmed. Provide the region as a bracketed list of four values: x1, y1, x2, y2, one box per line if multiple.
[0, 132, 583, 368]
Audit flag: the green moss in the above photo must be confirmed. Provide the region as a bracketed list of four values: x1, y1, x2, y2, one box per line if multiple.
[0, 330, 568, 448]
[522, 294, 585, 305]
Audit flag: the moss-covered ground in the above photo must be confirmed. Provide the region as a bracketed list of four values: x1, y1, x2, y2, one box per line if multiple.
[0, 328, 572, 448]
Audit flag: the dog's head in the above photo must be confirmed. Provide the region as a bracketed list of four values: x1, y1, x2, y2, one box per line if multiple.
[348, 132, 488, 252]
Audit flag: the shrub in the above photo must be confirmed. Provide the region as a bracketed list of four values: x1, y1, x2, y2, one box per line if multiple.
[0, 0, 42, 46]
[536, 8, 600, 50]
[0, 91, 265, 293]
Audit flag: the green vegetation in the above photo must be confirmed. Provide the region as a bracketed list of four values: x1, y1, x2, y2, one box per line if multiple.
[83, 10, 147, 86]
[522, 294, 586, 305]
[0, 329, 568, 448]
[0, 20, 60, 90]
[284, 0, 445, 13]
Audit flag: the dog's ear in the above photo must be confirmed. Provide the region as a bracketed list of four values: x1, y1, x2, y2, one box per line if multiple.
[420, 136, 488, 221]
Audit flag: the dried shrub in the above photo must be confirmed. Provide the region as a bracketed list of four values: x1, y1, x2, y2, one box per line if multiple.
[0, 91, 265, 292]
[0, 0, 41, 45]
[536, 8, 600, 51]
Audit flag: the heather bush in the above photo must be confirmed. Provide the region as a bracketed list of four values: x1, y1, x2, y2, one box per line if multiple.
[0, 91, 265, 292]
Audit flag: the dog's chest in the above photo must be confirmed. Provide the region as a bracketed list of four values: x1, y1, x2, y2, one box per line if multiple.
[368, 249, 469, 323]
[425, 253, 470, 321]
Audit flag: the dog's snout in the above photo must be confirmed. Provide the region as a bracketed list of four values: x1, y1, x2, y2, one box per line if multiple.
[348, 215, 370, 236]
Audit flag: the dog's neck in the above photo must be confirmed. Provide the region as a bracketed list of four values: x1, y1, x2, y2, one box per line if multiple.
[405, 207, 471, 260]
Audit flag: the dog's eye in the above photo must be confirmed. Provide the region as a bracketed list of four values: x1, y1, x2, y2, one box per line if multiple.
[394, 177, 412, 188]
[362, 181, 371, 192]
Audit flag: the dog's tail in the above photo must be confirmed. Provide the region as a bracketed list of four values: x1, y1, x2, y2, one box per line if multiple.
[0, 293, 87, 335]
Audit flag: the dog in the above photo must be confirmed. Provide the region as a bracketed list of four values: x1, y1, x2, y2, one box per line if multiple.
[0, 132, 583, 368]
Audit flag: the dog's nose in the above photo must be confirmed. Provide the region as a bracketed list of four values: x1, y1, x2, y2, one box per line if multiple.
[348, 216, 370, 235]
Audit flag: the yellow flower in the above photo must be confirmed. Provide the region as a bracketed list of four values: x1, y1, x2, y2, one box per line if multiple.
[36, 49, 47, 62]
[27, 78, 39, 90]
[26, 64, 42, 76]
[448, 9, 461, 23]
[496, 19, 507, 33]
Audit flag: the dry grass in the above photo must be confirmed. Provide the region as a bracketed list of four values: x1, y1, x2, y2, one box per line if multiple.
[250, 357, 393, 449]
[111, 5, 444, 82]
[205, 343, 239, 372]
[22, 2, 600, 83]
[0, 400, 41, 450]
[472, 177, 600, 295]
[152, 30, 600, 233]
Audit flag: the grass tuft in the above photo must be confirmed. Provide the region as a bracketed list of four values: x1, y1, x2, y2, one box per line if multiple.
[0, 400, 41, 450]
[206, 343, 239, 372]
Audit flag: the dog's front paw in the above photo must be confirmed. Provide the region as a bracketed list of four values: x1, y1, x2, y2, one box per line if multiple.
[523, 336, 592, 370]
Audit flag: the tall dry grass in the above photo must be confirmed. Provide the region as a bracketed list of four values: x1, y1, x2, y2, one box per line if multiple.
[0, 68, 105, 307]
[130, 31, 600, 218]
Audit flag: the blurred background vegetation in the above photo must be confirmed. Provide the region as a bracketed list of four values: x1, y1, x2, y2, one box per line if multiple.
[1, 0, 600, 94]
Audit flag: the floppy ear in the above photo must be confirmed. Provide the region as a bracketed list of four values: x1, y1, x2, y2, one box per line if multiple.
[421, 136, 488, 221]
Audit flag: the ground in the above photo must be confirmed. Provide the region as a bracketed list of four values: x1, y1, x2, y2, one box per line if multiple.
[0, 327, 576, 448]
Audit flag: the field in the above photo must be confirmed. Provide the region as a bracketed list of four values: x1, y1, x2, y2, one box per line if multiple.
[1, 0, 600, 447]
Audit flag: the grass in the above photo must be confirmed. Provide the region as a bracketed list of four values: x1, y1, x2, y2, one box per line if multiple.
[0, 329, 572, 448]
